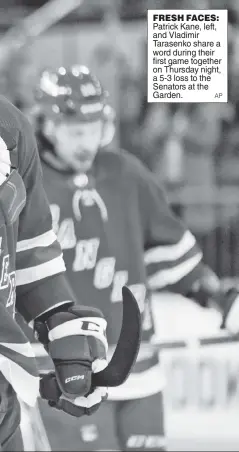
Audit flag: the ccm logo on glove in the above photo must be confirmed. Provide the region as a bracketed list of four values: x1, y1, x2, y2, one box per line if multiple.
[65, 375, 85, 384]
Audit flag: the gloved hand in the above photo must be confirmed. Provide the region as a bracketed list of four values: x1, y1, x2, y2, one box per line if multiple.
[35, 305, 108, 417]
[187, 264, 221, 308]
[187, 264, 239, 335]
[216, 286, 239, 334]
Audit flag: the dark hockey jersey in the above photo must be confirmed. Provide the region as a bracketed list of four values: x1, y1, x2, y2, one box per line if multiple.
[41, 147, 203, 399]
[0, 96, 76, 408]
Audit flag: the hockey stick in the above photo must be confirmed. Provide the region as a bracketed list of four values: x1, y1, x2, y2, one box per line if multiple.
[40, 286, 141, 401]
[93, 286, 141, 386]
[0, 0, 84, 67]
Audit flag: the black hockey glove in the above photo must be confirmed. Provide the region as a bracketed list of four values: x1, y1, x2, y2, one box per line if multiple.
[35, 305, 108, 417]
[213, 286, 239, 333]
[187, 264, 221, 308]
[37, 287, 141, 418]
[187, 265, 239, 334]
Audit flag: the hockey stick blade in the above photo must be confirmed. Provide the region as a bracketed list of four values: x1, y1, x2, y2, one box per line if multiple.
[92, 285, 141, 387]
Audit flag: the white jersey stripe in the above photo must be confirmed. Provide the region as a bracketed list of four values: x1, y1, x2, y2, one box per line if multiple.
[0, 341, 36, 357]
[148, 252, 202, 289]
[0, 355, 39, 406]
[16, 254, 66, 286]
[17, 230, 57, 252]
[144, 230, 196, 264]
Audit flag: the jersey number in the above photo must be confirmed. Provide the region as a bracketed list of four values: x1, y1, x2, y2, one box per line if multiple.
[50, 206, 146, 312]
[73, 238, 100, 271]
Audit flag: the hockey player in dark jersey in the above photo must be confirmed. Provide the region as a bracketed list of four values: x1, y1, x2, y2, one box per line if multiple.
[0, 95, 128, 451]
[33, 65, 239, 451]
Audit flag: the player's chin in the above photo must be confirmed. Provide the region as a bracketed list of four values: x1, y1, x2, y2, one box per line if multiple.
[74, 159, 93, 173]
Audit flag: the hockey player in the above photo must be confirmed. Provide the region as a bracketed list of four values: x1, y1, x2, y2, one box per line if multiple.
[33, 65, 239, 451]
[0, 95, 119, 451]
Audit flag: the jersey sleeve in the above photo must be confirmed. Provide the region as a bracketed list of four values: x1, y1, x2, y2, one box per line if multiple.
[16, 116, 76, 323]
[137, 164, 203, 294]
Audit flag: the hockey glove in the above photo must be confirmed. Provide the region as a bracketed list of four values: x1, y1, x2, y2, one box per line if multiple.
[215, 286, 239, 334]
[187, 264, 221, 308]
[188, 265, 239, 335]
[35, 305, 108, 417]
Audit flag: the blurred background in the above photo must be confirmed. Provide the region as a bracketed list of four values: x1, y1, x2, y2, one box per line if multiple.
[2, 0, 239, 450]
[2, 0, 239, 283]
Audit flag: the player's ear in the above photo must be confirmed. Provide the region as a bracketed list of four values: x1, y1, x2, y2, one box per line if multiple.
[43, 118, 57, 141]
[100, 121, 115, 148]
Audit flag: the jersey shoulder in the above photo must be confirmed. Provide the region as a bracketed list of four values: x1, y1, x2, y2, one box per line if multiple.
[0, 96, 36, 174]
[99, 148, 151, 182]
[100, 149, 167, 209]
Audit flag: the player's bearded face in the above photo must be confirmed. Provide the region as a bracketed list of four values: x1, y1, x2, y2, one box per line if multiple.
[53, 120, 103, 172]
